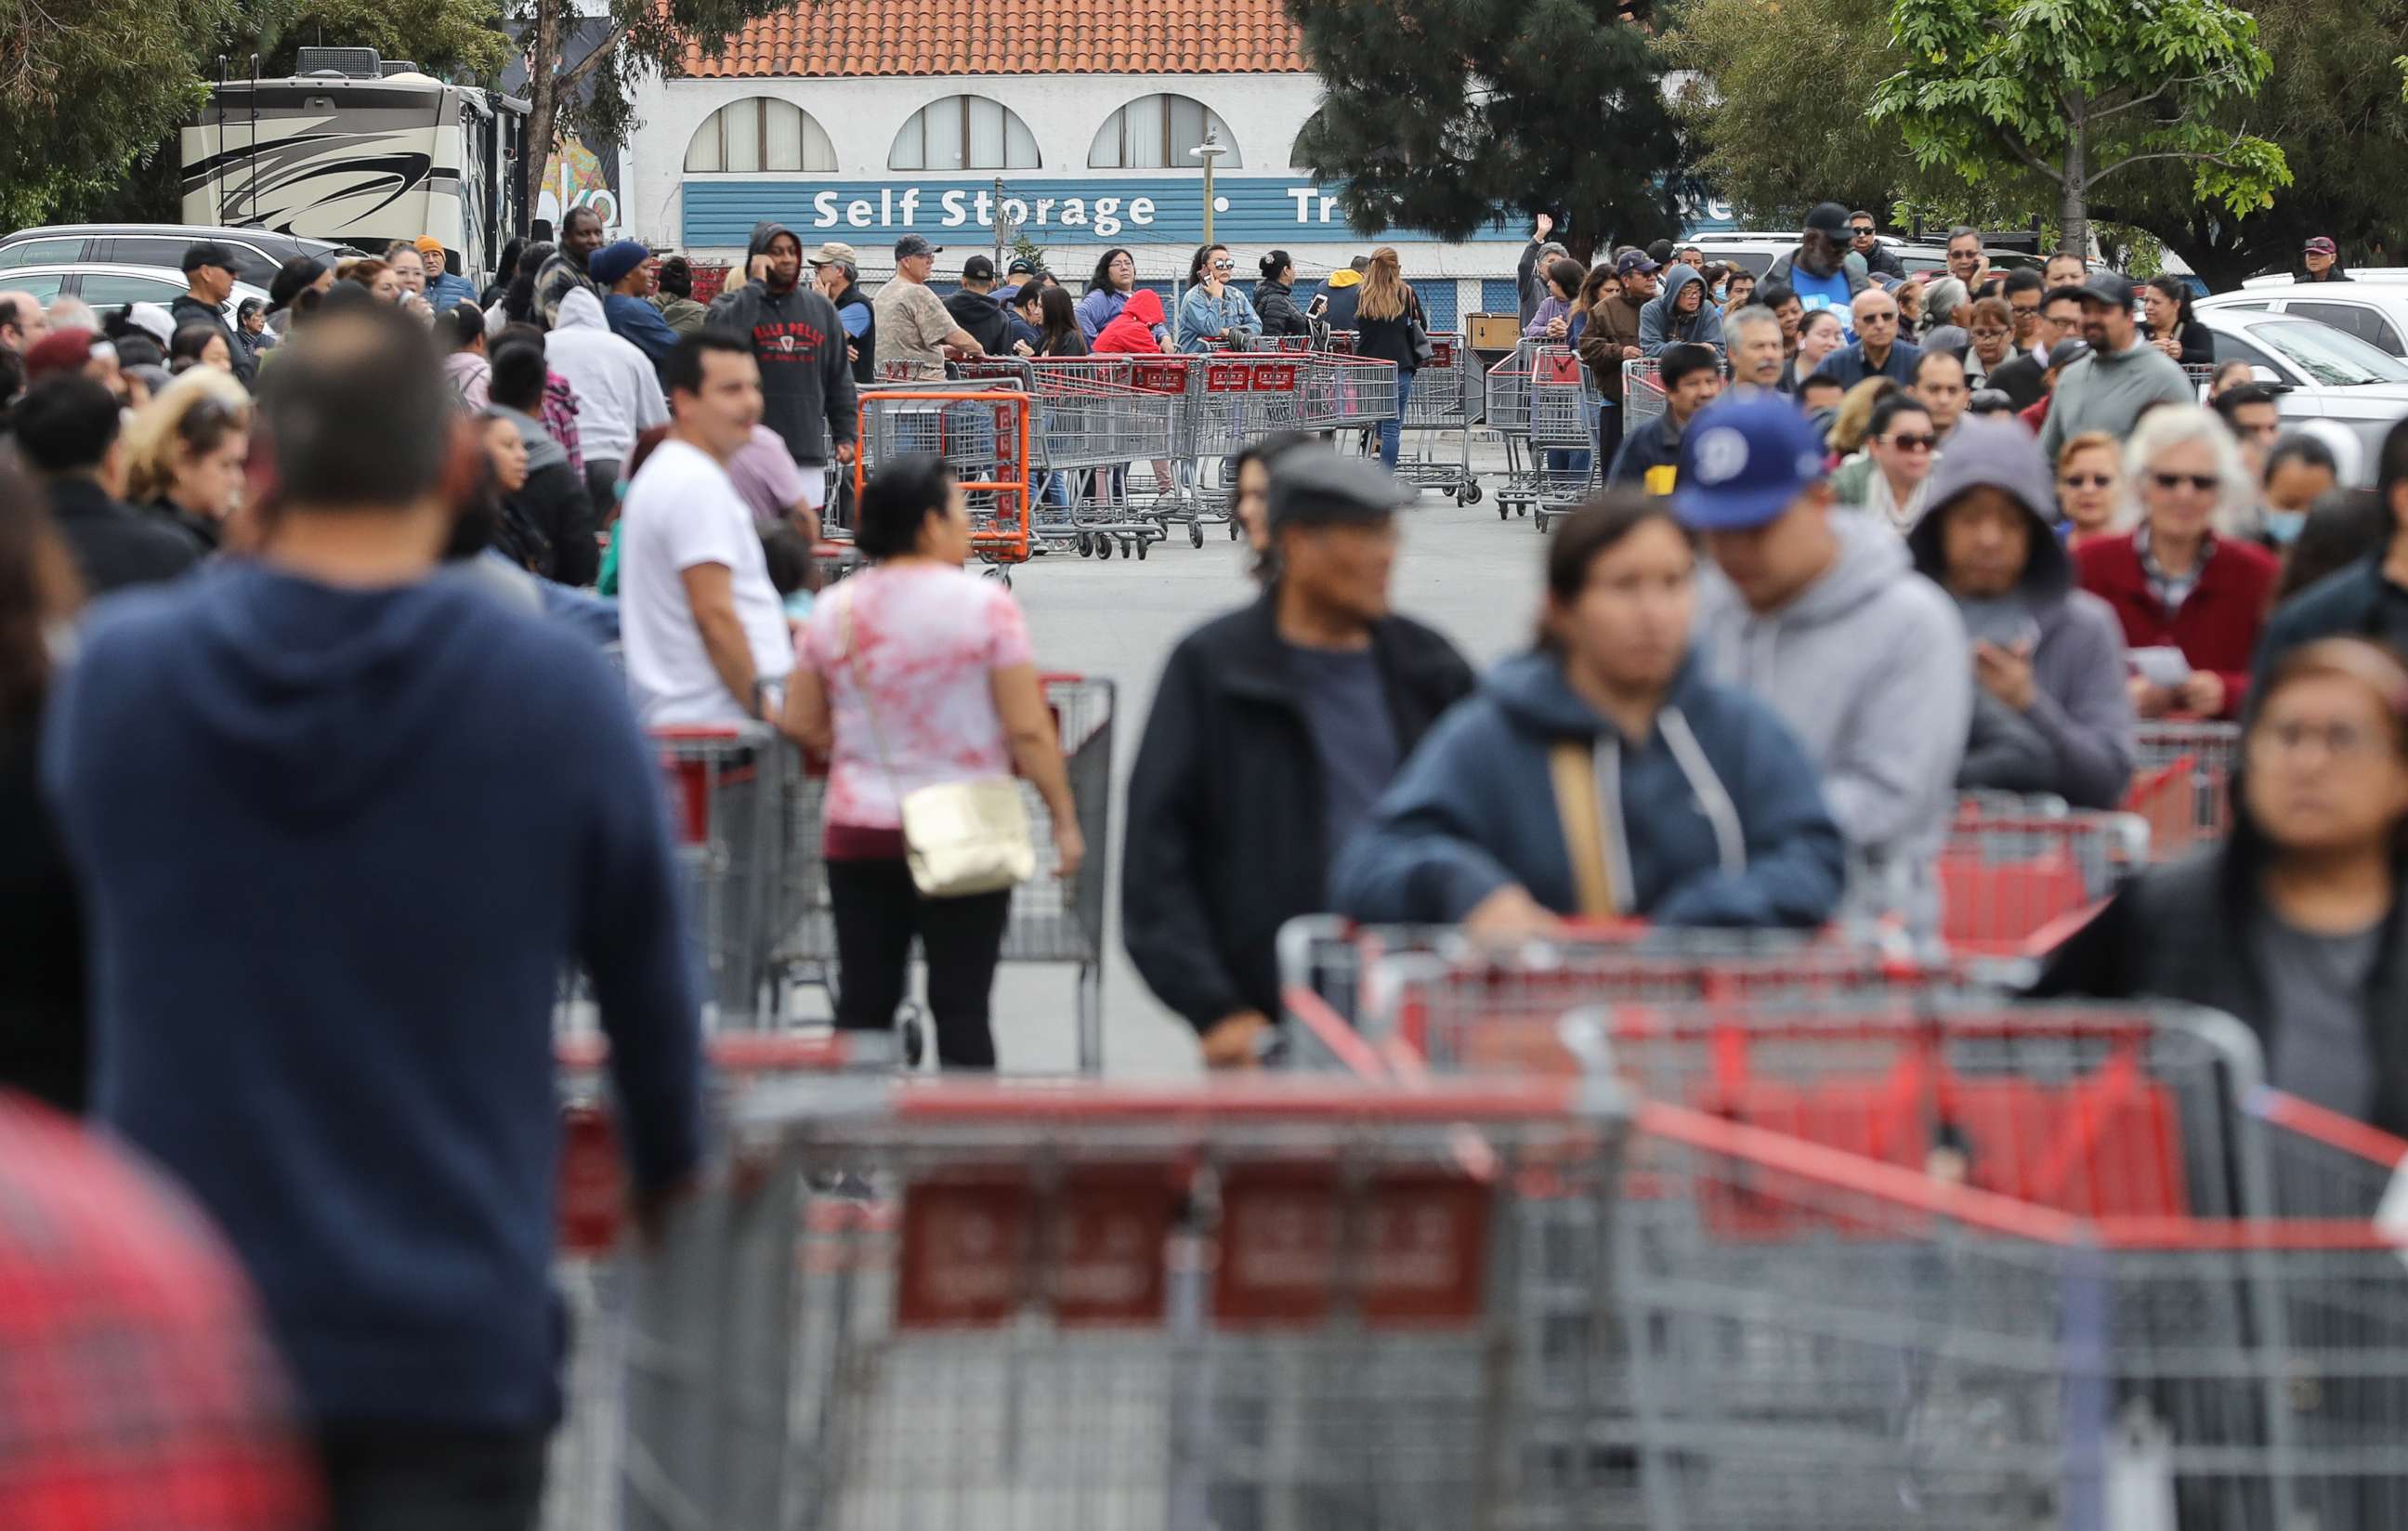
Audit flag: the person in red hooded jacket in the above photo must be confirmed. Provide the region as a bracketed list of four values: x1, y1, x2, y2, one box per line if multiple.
[1092, 288, 1175, 495]
[1093, 287, 1168, 355]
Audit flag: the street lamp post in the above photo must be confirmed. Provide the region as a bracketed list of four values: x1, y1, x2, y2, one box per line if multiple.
[1191, 130, 1229, 246]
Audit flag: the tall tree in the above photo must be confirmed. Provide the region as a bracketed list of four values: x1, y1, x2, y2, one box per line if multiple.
[0, 0, 241, 227]
[504, 0, 796, 235]
[1868, 0, 2289, 259]
[240, 0, 512, 82]
[1286, 0, 1691, 262]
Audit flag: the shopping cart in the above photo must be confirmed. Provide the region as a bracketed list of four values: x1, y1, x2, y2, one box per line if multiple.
[2184, 360, 2220, 399]
[1619, 1084, 2408, 1529]
[953, 358, 1174, 559]
[854, 385, 1033, 582]
[1530, 347, 1602, 530]
[1170, 354, 1306, 543]
[1299, 348, 1400, 434]
[2123, 720, 2240, 859]
[603, 1072, 1630, 1531]
[1941, 796, 2148, 963]
[648, 725, 791, 1025]
[769, 676, 1117, 1073]
[1391, 332, 1483, 504]
[1621, 357, 1666, 432]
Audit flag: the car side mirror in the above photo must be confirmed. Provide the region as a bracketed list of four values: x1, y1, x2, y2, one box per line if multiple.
[2249, 364, 2283, 385]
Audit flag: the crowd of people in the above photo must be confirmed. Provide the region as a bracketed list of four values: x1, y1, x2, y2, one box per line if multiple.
[1, 202, 2406, 1528]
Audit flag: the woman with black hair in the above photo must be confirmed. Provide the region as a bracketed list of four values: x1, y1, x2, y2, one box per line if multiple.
[1254, 251, 1313, 337]
[499, 242, 554, 333]
[483, 237, 525, 310]
[167, 323, 232, 374]
[785, 456, 1082, 1068]
[1331, 492, 1843, 936]
[1075, 246, 1153, 344]
[2141, 274, 2215, 368]
[0, 457, 88, 1109]
[1034, 286, 1087, 358]
[2035, 637, 2408, 1132]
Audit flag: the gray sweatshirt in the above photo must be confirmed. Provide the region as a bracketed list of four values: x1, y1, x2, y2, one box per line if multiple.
[2038, 338, 2194, 461]
[1694, 513, 1971, 936]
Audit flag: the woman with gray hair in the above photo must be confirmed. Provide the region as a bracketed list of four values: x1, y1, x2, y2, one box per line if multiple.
[2074, 403, 2279, 721]
[1919, 276, 1972, 337]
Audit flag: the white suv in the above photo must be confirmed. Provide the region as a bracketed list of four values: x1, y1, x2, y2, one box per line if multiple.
[2201, 277, 2408, 358]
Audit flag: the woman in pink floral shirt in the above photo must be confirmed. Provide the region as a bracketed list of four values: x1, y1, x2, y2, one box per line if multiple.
[786, 458, 1080, 1067]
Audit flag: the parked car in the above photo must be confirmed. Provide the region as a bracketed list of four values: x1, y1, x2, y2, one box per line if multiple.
[0, 223, 350, 292]
[2203, 278, 2408, 359]
[2193, 308, 2408, 484]
[0, 263, 271, 327]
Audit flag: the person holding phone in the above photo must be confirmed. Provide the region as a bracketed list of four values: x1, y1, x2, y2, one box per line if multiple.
[1904, 417, 2136, 808]
[1253, 251, 1314, 338]
[1176, 243, 1262, 353]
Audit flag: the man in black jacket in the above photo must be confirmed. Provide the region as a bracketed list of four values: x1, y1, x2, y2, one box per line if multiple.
[170, 242, 254, 386]
[2255, 417, 2408, 687]
[486, 339, 600, 585]
[706, 221, 857, 477]
[1124, 451, 1474, 1066]
[13, 376, 198, 593]
[946, 255, 1023, 357]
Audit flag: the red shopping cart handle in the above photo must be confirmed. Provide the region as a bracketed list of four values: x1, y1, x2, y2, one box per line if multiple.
[650, 725, 753, 740]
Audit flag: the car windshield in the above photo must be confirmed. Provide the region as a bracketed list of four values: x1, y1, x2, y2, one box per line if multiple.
[2246, 320, 2408, 386]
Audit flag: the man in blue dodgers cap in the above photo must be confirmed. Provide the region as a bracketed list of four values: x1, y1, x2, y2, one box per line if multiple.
[1678, 396, 1971, 940]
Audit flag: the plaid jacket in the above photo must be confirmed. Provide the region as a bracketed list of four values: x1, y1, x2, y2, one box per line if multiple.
[0, 1095, 319, 1529]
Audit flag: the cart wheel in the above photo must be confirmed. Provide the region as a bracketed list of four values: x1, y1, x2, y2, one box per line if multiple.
[1497, 500, 1509, 521]
[1135, 537, 1150, 561]
[1227, 517, 1241, 541]
[1187, 519, 1204, 549]
[1536, 511, 1552, 533]
[1097, 537, 1114, 560]
[1463, 483, 1485, 505]
[1077, 533, 1093, 558]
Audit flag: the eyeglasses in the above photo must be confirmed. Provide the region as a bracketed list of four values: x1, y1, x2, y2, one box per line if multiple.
[2149, 471, 2220, 493]
[2060, 473, 2115, 490]
[1211, 260, 1234, 271]
[1849, 226, 1875, 237]
[2250, 719, 2388, 764]
[1883, 433, 1939, 451]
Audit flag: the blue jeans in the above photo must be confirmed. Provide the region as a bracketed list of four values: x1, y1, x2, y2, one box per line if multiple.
[1379, 371, 1414, 469]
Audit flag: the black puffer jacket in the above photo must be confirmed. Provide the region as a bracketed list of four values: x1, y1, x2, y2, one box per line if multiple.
[1122, 592, 1474, 1032]
[1255, 279, 1312, 337]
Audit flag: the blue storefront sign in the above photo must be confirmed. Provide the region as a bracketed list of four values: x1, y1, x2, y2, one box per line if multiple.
[683, 176, 1740, 251]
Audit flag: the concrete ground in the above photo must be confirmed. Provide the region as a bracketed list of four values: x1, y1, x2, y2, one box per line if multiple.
[974, 443, 1551, 1077]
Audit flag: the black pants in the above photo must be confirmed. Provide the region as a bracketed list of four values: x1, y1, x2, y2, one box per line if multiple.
[319, 1424, 549, 1531]
[828, 857, 1012, 1068]
[582, 457, 622, 521]
[1597, 401, 1624, 468]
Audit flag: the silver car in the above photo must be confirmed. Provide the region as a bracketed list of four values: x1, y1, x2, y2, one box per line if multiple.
[0, 262, 272, 329]
[2193, 308, 2408, 484]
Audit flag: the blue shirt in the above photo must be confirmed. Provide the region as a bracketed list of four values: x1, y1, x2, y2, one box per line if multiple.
[1789, 265, 1857, 338]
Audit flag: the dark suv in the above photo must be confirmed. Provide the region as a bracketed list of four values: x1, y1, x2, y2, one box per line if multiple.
[0, 224, 354, 290]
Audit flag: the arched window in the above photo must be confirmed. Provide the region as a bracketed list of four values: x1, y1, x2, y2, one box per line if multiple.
[1290, 108, 1328, 168]
[1089, 94, 1243, 169]
[685, 98, 836, 173]
[889, 96, 1040, 172]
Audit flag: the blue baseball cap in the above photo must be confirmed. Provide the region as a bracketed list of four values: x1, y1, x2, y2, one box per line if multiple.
[1671, 397, 1829, 530]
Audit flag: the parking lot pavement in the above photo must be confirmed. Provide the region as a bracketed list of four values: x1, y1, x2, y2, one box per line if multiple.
[987, 474, 1547, 1077]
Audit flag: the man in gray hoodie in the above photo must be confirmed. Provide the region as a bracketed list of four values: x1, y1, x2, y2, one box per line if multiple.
[1675, 396, 1972, 937]
[2038, 271, 2193, 461]
[1905, 416, 2136, 809]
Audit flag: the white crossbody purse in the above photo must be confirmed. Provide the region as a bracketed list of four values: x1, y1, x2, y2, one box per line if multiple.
[839, 585, 1035, 898]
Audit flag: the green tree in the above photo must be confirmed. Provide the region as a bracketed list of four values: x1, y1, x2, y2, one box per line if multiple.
[239, 0, 511, 82]
[1286, 0, 1689, 262]
[506, 0, 799, 239]
[0, 0, 241, 227]
[1868, 0, 2289, 259]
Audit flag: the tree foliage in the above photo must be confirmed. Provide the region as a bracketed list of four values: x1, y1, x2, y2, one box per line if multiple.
[505, 0, 801, 226]
[239, 0, 511, 83]
[0, 0, 241, 228]
[1867, 0, 2289, 256]
[1286, 0, 1692, 262]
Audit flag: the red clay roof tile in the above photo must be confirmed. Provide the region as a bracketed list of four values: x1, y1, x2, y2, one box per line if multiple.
[678, 0, 1310, 77]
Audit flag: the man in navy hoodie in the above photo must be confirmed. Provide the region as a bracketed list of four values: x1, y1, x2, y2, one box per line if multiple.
[42, 303, 704, 1530]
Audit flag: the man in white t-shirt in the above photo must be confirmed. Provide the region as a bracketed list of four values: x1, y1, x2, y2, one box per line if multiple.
[618, 332, 795, 726]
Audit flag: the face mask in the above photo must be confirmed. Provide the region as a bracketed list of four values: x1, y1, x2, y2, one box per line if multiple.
[2262, 508, 2306, 545]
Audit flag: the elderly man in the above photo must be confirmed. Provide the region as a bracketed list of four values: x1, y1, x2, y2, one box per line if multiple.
[809, 241, 875, 385]
[1724, 305, 1786, 393]
[872, 233, 984, 382]
[1913, 349, 1971, 441]
[1813, 287, 1923, 386]
[0, 290, 47, 353]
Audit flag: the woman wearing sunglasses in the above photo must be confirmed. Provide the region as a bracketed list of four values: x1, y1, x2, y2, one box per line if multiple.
[1175, 243, 1262, 354]
[2075, 404, 2277, 721]
[2035, 638, 2408, 1135]
[2054, 431, 2122, 550]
